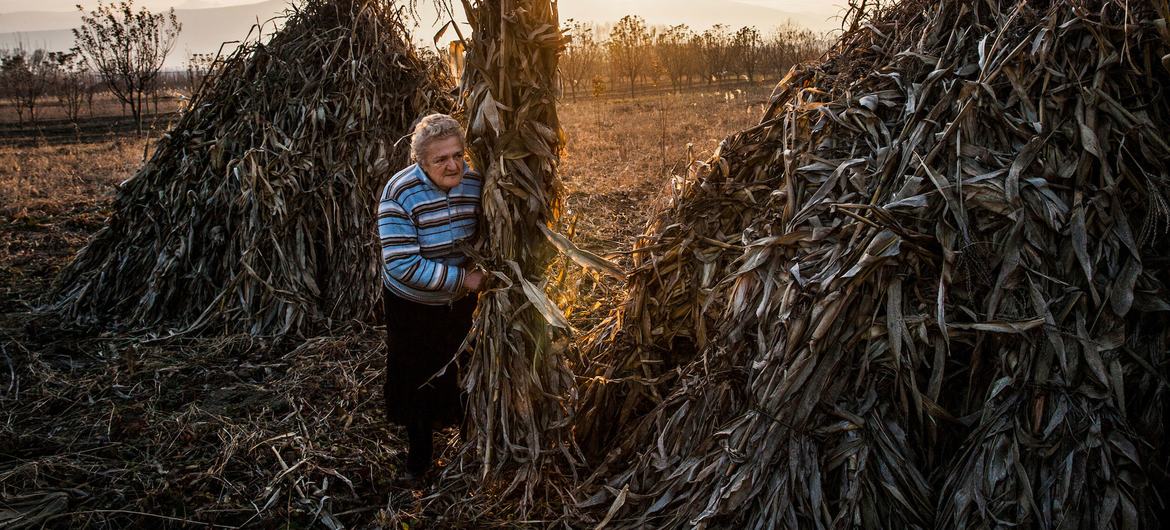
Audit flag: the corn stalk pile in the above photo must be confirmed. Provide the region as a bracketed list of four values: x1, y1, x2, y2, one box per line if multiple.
[45, 0, 452, 337]
[437, 0, 580, 515]
[574, 0, 1170, 527]
[573, 144, 767, 455]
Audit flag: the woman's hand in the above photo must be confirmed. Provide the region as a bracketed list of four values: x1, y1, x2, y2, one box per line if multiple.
[462, 268, 488, 292]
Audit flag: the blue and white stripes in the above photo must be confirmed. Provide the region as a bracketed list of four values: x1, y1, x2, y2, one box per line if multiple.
[377, 163, 482, 305]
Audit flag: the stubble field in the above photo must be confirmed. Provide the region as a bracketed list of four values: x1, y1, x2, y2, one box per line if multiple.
[0, 82, 774, 527]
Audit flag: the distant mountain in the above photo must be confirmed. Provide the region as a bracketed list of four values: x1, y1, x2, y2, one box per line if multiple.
[0, 10, 79, 34]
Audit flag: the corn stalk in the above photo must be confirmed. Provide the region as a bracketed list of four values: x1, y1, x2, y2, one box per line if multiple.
[441, 0, 581, 517]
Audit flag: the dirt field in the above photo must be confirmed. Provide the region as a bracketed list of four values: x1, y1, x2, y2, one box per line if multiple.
[0, 94, 186, 146]
[0, 82, 774, 527]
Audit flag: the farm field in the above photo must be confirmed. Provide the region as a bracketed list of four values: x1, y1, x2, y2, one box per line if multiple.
[0, 93, 187, 146]
[5, 0, 1168, 527]
[0, 82, 775, 527]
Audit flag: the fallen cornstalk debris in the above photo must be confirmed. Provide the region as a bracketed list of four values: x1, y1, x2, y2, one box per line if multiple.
[0, 322, 403, 528]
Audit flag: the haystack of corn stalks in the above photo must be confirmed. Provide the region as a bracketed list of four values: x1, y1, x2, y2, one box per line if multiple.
[435, 0, 582, 515]
[575, 0, 1170, 528]
[45, 0, 452, 336]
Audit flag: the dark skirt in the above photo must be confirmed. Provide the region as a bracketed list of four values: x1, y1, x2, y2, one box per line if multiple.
[382, 287, 477, 429]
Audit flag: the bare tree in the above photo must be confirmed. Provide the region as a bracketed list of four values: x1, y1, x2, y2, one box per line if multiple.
[561, 19, 601, 100]
[640, 26, 662, 87]
[684, 32, 705, 85]
[184, 52, 216, 98]
[699, 24, 730, 84]
[0, 49, 13, 120]
[1, 46, 58, 126]
[607, 15, 652, 97]
[764, 23, 829, 78]
[52, 51, 92, 123]
[73, 0, 181, 134]
[732, 26, 764, 82]
[655, 24, 694, 90]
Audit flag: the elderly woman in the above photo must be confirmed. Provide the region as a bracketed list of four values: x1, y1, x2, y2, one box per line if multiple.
[378, 113, 487, 477]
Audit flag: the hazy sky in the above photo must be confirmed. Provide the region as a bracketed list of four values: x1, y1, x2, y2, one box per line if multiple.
[737, 0, 845, 13]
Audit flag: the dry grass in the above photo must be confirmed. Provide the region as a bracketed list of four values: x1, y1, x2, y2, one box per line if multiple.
[0, 140, 147, 312]
[0, 140, 145, 208]
[559, 85, 774, 254]
[0, 94, 185, 125]
[547, 84, 775, 331]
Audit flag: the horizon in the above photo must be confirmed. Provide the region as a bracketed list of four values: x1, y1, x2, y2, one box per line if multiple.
[1, 0, 847, 67]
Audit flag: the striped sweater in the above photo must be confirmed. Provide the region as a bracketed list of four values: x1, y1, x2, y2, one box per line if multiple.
[377, 162, 482, 305]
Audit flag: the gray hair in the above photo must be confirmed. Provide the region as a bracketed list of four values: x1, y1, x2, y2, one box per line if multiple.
[410, 113, 464, 162]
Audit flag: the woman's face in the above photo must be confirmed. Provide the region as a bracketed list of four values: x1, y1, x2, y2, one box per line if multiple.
[420, 135, 465, 191]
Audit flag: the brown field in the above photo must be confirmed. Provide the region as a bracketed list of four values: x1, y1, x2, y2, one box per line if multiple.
[0, 89, 187, 120]
[0, 82, 774, 527]
[0, 139, 147, 312]
[561, 85, 771, 251]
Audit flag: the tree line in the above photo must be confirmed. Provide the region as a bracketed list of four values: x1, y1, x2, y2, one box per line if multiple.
[0, 48, 93, 126]
[0, 0, 188, 133]
[561, 15, 829, 98]
[2, 3, 829, 131]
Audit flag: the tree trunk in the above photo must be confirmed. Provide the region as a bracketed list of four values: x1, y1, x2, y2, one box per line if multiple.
[133, 89, 143, 135]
